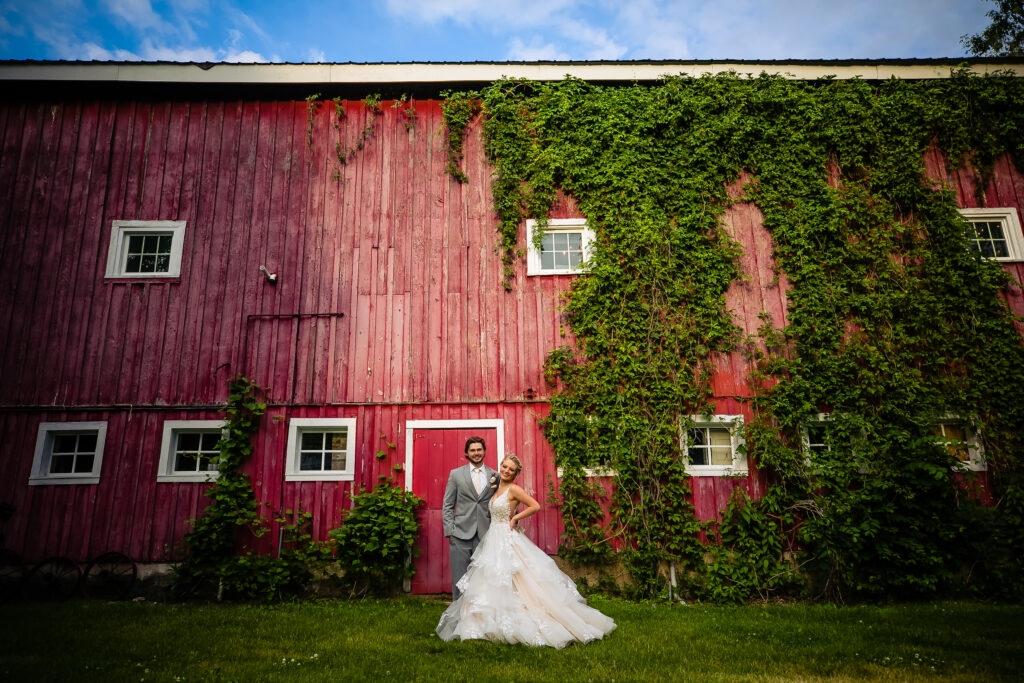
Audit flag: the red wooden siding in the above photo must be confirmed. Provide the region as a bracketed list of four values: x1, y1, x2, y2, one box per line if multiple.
[0, 95, 1021, 570]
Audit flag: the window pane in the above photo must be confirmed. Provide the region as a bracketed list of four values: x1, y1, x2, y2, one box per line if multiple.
[77, 433, 97, 452]
[569, 251, 582, 268]
[988, 222, 1005, 240]
[300, 452, 323, 471]
[540, 252, 554, 270]
[143, 235, 159, 252]
[540, 234, 554, 252]
[710, 446, 733, 466]
[980, 241, 995, 257]
[177, 433, 200, 451]
[708, 428, 732, 448]
[554, 249, 569, 268]
[50, 455, 74, 473]
[689, 428, 707, 447]
[568, 232, 582, 250]
[175, 452, 199, 472]
[688, 447, 708, 466]
[128, 235, 145, 253]
[156, 255, 170, 272]
[328, 453, 347, 471]
[73, 454, 95, 473]
[141, 255, 156, 272]
[553, 233, 569, 251]
[125, 254, 141, 273]
[52, 434, 78, 454]
[328, 431, 348, 450]
[972, 221, 991, 239]
[994, 241, 1010, 257]
[301, 432, 323, 450]
[941, 424, 966, 441]
[158, 235, 173, 252]
[201, 433, 220, 450]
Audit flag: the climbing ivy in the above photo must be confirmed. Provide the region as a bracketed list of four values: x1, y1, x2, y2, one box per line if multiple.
[172, 376, 269, 599]
[443, 69, 1024, 601]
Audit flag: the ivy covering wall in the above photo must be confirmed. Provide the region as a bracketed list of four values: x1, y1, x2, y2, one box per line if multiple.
[444, 69, 1024, 602]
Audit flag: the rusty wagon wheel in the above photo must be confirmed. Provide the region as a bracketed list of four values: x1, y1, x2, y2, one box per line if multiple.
[26, 556, 81, 601]
[0, 548, 25, 602]
[83, 551, 137, 600]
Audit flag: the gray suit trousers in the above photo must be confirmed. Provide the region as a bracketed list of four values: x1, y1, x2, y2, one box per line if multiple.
[449, 530, 484, 600]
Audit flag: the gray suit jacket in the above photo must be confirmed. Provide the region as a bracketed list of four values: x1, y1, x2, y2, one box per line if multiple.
[441, 463, 495, 540]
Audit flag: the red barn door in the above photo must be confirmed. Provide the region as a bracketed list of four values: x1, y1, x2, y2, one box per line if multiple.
[408, 425, 501, 594]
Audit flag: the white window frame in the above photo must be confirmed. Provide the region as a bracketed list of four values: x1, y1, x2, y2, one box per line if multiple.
[157, 420, 225, 483]
[525, 218, 595, 276]
[681, 415, 747, 477]
[104, 220, 187, 279]
[958, 208, 1024, 262]
[934, 417, 986, 472]
[801, 413, 834, 461]
[30, 421, 107, 485]
[285, 417, 357, 482]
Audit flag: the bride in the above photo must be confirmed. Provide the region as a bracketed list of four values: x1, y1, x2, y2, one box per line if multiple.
[436, 455, 616, 648]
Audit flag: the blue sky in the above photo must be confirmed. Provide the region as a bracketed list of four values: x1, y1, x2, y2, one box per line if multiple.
[0, 0, 996, 62]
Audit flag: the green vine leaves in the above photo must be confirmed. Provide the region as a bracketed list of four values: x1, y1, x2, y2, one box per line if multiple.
[443, 70, 1024, 600]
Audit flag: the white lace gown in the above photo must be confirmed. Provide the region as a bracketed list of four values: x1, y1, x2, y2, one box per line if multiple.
[436, 488, 616, 648]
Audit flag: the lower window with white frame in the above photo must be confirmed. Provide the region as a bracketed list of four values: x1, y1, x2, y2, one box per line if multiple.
[285, 418, 357, 482]
[526, 218, 595, 275]
[30, 422, 107, 485]
[933, 419, 986, 472]
[958, 208, 1024, 261]
[157, 420, 225, 482]
[682, 415, 747, 476]
[801, 413, 835, 459]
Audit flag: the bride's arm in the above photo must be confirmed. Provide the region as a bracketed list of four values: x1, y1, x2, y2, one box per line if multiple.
[508, 485, 540, 531]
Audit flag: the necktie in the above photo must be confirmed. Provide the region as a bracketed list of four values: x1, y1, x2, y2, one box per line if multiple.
[473, 468, 484, 494]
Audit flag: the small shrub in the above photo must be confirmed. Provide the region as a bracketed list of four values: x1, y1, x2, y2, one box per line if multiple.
[330, 479, 423, 597]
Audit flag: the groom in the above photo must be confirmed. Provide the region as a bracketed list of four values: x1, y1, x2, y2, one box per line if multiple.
[441, 436, 495, 599]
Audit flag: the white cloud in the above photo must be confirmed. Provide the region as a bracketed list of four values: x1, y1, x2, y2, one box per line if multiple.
[136, 39, 218, 61]
[102, 0, 170, 33]
[384, 0, 577, 27]
[507, 36, 570, 61]
[221, 49, 267, 63]
[229, 8, 271, 44]
[77, 41, 142, 60]
[561, 18, 626, 60]
[306, 47, 327, 63]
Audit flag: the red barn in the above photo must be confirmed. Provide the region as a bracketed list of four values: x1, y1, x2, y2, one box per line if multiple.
[1, 60, 1022, 593]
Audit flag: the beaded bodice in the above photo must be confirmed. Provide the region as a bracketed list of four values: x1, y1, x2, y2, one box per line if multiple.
[489, 488, 512, 523]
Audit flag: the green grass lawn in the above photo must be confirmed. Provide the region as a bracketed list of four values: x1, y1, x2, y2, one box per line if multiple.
[0, 598, 1021, 682]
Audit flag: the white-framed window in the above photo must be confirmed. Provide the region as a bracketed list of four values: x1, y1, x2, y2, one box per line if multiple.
[958, 208, 1024, 262]
[801, 413, 834, 459]
[285, 418, 357, 482]
[933, 418, 986, 472]
[681, 415, 747, 476]
[525, 218, 595, 276]
[104, 220, 187, 278]
[157, 420, 225, 483]
[30, 422, 107, 485]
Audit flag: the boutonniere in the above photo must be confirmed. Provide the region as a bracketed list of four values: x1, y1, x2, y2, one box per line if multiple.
[489, 474, 498, 489]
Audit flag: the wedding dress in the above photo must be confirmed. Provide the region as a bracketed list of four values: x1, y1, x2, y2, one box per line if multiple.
[436, 488, 616, 648]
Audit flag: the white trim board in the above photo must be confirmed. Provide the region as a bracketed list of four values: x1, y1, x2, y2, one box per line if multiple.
[4, 62, 1024, 86]
[403, 419, 505, 492]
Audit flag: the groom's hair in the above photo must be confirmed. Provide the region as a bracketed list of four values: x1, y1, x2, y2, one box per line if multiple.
[464, 436, 486, 456]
